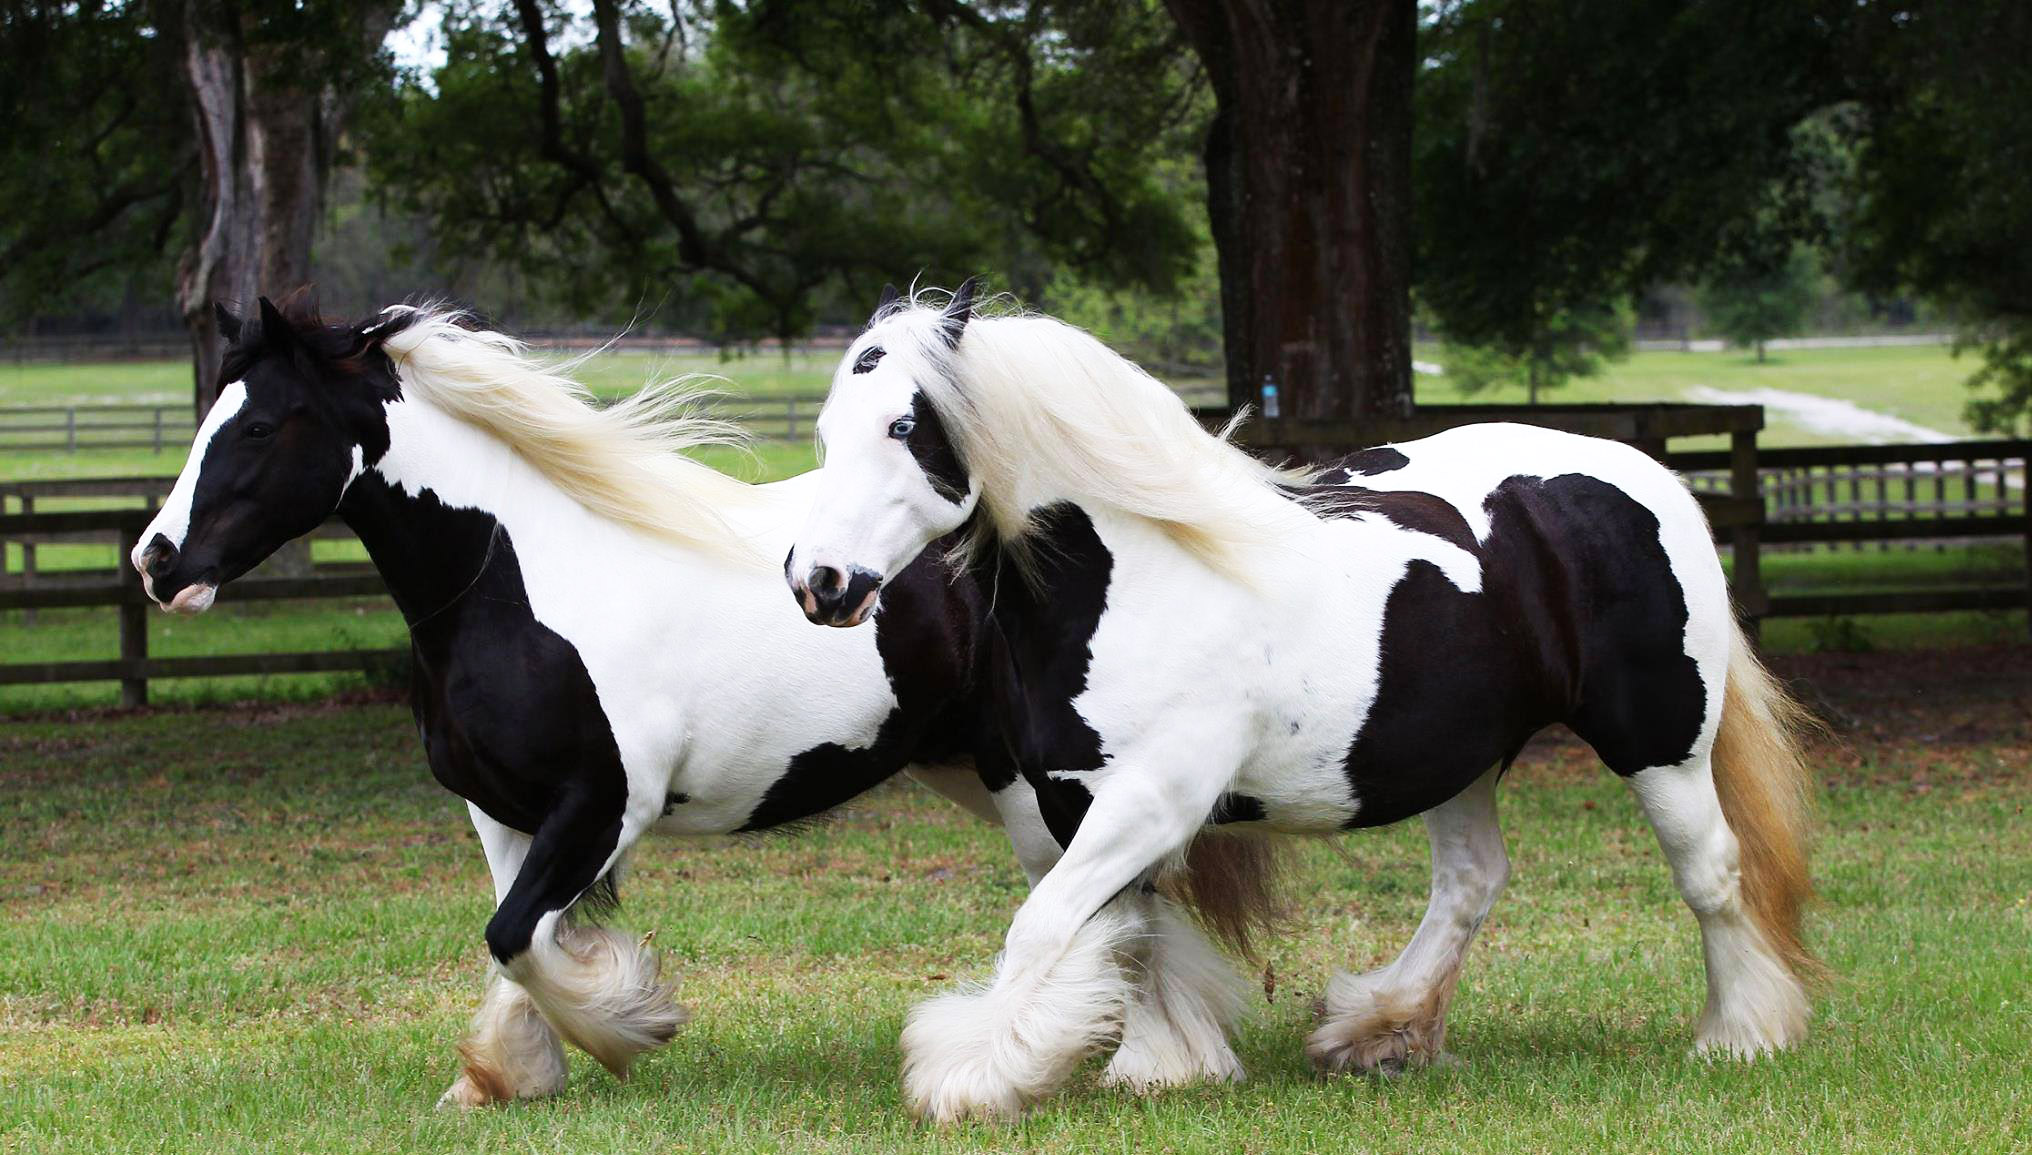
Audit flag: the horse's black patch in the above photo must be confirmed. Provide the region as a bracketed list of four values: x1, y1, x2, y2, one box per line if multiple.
[663, 791, 689, 814]
[1334, 473, 1708, 828]
[341, 473, 628, 963]
[852, 346, 886, 374]
[1295, 482, 1478, 555]
[1209, 792, 1267, 825]
[737, 542, 986, 832]
[1337, 446, 1411, 476]
[972, 503, 1113, 847]
[906, 390, 969, 503]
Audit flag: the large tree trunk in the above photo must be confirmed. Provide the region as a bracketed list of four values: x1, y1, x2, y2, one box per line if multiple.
[1165, 0, 1416, 428]
[175, 2, 258, 417]
[172, 2, 394, 416]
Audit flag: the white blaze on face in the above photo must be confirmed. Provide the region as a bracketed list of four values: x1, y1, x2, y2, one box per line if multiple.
[132, 381, 247, 598]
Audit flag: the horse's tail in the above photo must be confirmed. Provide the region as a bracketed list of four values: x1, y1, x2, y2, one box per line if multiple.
[1711, 618, 1826, 986]
[1162, 832, 1290, 960]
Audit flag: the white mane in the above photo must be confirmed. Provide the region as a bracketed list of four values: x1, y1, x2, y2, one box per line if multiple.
[869, 293, 1308, 574]
[377, 306, 768, 567]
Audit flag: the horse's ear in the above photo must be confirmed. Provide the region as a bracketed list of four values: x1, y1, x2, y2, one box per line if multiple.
[875, 283, 901, 316]
[213, 302, 243, 343]
[939, 277, 979, 350]
[257, 296, 292, 346]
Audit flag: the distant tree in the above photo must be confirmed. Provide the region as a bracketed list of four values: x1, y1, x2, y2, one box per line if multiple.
[0, 2, 189, 328]
[1838, 0, 2032, 435]
[1415, 1, 1846, 389]
[364, 0, 1205, 345]
[1697, 247, 1819, 362]
[1441, 299, 1631, 405]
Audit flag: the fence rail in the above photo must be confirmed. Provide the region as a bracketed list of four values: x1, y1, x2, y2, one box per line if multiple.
[5, 391, 1231, 454]
[1667, 439, 2030, 623]
[4, 433, 2027, 702]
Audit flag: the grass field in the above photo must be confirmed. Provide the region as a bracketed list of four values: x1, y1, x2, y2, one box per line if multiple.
[2, 649, 2028, 1153]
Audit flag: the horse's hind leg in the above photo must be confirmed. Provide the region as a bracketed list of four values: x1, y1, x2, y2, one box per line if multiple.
[1103, 890, 1247, 1090]
[441, 805, 567, 1108]
[1625, 753, 1808, 1056]
[486, 796, 685, 1082]
[1310, 765, 1508, 1074]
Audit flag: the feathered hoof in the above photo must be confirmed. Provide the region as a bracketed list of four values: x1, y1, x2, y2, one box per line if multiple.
[1306, 973, 1450, 1076]
[900, 989, 1046, 1124]
[1100, 1038, 1245, 1091]
[1692, 980, 1809, 1061]
[513, 926, 690, 1080]
[436, 1074, 492, 1111]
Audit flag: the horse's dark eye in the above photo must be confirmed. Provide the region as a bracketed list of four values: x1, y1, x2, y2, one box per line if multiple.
[888, 416, 916, 440]
[244, 421, 275, 440]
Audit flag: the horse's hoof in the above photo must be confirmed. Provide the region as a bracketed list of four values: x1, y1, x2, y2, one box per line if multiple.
[436, 1074, 497, 1110]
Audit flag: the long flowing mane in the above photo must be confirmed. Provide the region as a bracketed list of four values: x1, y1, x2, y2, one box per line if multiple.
[868, 294, 1309, 574]
[377, 305, 769, 566]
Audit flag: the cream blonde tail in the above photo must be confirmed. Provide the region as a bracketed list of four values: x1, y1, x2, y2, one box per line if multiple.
[1711, 618, 1825, 986]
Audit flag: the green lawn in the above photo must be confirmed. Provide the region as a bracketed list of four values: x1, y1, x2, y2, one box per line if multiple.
[1, 697, 2026, 1153]
[0, 350, 841, 410]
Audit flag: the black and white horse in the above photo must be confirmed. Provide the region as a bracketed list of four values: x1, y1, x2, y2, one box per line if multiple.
[786, 285, 1821, 1122]
[130, 298, 1080, 1107]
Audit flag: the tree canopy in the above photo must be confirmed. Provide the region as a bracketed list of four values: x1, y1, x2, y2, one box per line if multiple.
[362, 0, 1207, 342]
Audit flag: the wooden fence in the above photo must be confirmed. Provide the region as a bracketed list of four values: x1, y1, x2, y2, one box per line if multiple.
[3, 429, 2027, 702]
[0, 405, 196, 453]
[1666, 439, 2029, 620]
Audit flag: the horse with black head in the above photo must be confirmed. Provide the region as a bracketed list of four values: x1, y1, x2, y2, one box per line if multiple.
[787, 283, 1823, 1122]
[135, 297, 1072, 1106]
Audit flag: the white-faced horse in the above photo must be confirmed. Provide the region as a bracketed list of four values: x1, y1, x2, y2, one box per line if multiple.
[131, 297, 1084, 1108]
[786, 284, 1821, 1122]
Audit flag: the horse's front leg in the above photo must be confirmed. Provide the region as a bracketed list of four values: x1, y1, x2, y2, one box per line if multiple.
[901, 731, 1242, 1123]
[481, 788, 684, 1087]
[441, 803, 568, 1108]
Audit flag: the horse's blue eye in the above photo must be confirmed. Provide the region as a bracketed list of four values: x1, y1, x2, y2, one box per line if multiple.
[888, 417, 915, 439]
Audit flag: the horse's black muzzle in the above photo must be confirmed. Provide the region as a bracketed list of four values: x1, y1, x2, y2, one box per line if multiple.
[790, 564, 884, 628]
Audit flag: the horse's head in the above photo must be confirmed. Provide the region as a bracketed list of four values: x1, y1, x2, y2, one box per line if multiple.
[786, 282, 981, 627]
[133, 297, 406, 613]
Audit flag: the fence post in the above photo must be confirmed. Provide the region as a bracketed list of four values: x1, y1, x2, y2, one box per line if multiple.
[2021, 454, 2031, 640]
[1730, 427, 1764, 647]
[18, 493, 34, 626]
[116, 519, 148, 707]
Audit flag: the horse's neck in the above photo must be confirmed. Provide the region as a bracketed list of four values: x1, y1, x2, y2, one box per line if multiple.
[337, 398, 551, 624]
[969, 502, 1115, 661]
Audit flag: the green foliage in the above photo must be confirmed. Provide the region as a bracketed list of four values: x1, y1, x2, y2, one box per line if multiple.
[1036, 159, 1223, 372]
[362, 0, 1207, 341]
[1697, 246, 1820, 361]
[1413, 0, 1842, 362]
[1961, 325, 2032, 437]
[0, 1, 187, 326]
[1834, 2, 2032, 433]
[1439, 299, 1633, 404]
